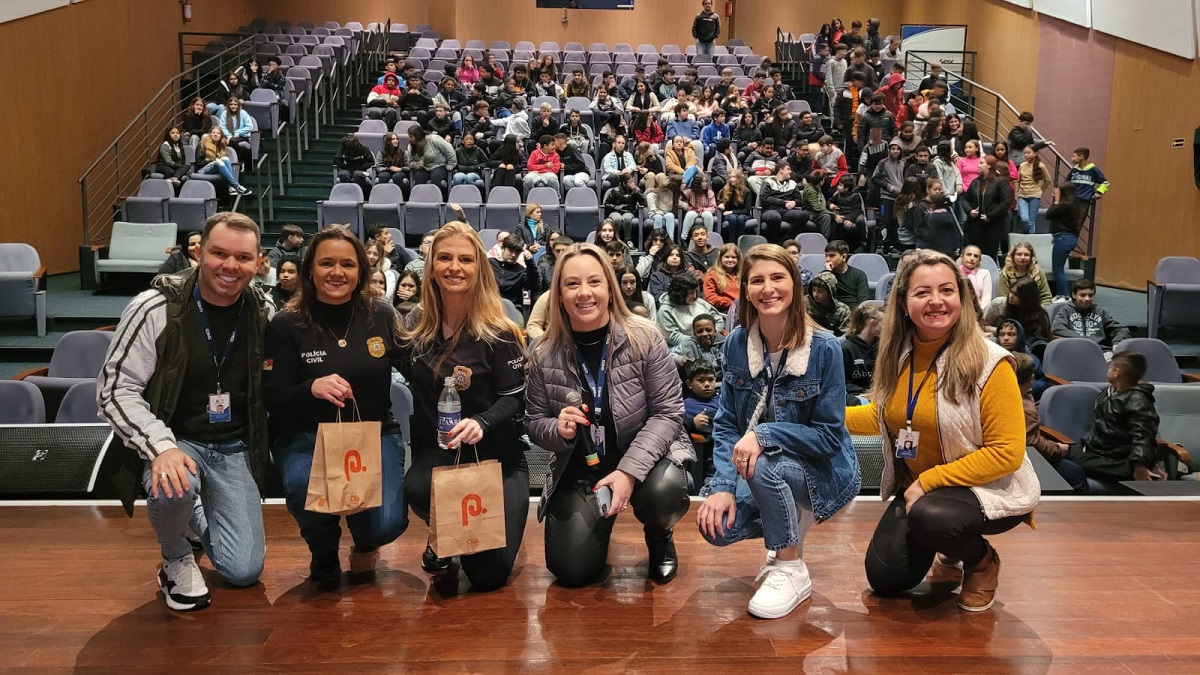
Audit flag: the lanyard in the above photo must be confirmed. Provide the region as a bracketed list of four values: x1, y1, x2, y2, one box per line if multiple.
[905, 340, 952, 430]
[193, 283, 243, 392]
[762, 332, 788, 409]
[576, 342, 608, 425]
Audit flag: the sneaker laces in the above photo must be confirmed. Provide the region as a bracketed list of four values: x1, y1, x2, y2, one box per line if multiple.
[165, 554, 205, 590]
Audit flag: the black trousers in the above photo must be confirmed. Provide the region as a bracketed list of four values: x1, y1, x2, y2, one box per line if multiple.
[544, 458, 689, 587]
[405, 445, 530, 592]
[411, 166, 449, 195]
[964, 217, 1007, 262]
[761, 209, 808, 243]
[864, 487, 1024, 597]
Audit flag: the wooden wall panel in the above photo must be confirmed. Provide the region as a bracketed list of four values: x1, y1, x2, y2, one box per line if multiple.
[450, 0, 708, 52]
[0, 0, 255, 273]
[731, 0, 902, 57]
[1095, 45, 1200, 289]
[965, 0, 1038, 113]
[255, 0, 427, 28]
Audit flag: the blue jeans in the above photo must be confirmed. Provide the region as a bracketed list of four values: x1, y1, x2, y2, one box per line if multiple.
[652, 212, 677, 241]
[199, 158, 239, 188]
[702, 451, 815, 551]
[683, 210, 715, 233]
[723, 213, 749, 242]
[272, 431, 409, 555]
[142, 438, 265, 587]
[1052, 231, 1077, 296]
[696, 41, 715, 56]
[452, 172, 482, 186]
[1018, 197, 1041, 234]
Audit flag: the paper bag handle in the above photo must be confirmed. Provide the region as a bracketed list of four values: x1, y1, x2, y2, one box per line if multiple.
[333, 398, 363, 424]
[453, 443, 481, 467]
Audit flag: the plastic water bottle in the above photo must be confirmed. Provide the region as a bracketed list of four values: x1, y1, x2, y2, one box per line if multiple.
[437, 376, 461, 449]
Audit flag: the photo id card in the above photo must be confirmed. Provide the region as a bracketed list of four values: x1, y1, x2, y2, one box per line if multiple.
[208, 392, 231, 423]
[592, 424, 606, 456]
[895, 428, 919, 459]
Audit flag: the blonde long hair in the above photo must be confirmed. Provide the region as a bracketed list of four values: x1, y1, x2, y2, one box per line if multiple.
[872, 249, 990, 405]
[736, 244, 816, 349]
[532, 243, 660, 360]
[709, 243, 741, 293]
[401, 222, 523, 352]
[1001, 240, 1046, 284]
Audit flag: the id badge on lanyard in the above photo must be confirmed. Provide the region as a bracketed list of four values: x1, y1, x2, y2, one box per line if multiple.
[578, 343, 608, 457]
[896, 341, 950, 459]
[194, 284, 242, 424]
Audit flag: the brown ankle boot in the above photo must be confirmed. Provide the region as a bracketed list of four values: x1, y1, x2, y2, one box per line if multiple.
[929, 553, 964, 584]
[958, 547, 1000, 611]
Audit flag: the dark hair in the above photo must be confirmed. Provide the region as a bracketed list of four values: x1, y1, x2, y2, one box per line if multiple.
[1012, 351, 1036, 385]
[715, 138, 730, 153]
[288, 225, 374, 327]
[685, 359, 717, 381]
[604, 239, 627, 256]
[1070, 278, 1097, 295]
[1110, 352, 1147, 384]
[501, 232, 525, 254]
[870, 93, 885, 105]
[1005, 277, 1050, 337]
[692, 313, 716, 328]
[824, 240, 850, 256]
[667, 272, 700, 304]
[615, 265, 644, 306]
[280, 223, 305, 239]
[1074, 147, 1090, 160]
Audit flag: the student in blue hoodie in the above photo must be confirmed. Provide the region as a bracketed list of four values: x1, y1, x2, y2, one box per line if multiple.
[1066, 147, 1109, 202]
[701, 109, 732, 160]
[666, 109, 704, 163]
[995, 318, 1048, 401]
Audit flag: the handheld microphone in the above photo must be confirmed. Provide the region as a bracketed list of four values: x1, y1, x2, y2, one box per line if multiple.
[564, 390, 599, 469]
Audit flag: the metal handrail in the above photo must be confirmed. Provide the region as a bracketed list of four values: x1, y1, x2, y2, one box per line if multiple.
[901, 52, 1098, 260]
[79, 34, 257, 246]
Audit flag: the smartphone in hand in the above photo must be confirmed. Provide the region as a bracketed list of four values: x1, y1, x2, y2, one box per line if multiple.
[594, 485, 613, 517]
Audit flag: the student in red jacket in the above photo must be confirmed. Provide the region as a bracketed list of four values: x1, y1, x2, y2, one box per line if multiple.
[524, 134, 562, 194]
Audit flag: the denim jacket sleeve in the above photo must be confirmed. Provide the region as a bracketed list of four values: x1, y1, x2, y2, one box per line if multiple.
[753, 336, 851, 461]
[704, 336, 743, 495]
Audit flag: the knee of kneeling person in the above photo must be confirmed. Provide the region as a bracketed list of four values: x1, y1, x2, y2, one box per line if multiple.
[864, 554, 914, 597]
[467, 564, 515, 592]
[904, 494, 958, 540]
[547, 555, 604, 587]
[216, 553, 264, 588]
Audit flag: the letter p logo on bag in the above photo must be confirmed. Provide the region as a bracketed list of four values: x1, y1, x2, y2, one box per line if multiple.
[344, 450, 366, 477]
[461, 494, 487, 526]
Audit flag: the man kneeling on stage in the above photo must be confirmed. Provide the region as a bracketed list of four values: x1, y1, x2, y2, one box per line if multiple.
[98, 212, 273, 611]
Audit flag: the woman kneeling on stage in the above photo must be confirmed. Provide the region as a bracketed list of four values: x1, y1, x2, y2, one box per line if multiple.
[264, 226, 409, 590]
[398, 222, 531, 592]
[697, 243, 860, 619]
[526, 243, 693, 586]
[846, 249, 1039, 612]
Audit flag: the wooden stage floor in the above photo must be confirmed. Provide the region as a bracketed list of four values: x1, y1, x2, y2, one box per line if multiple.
[2, 499, 1199, 674]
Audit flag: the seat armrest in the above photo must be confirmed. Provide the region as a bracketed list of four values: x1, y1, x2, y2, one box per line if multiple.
[13, 366, 49, 380]
[1039, 426, 1073, 445]
[1159, 439, 1192, 466]
[1045, 374, 1070, 386]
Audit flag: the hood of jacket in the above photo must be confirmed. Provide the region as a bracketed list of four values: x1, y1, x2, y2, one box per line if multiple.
[810, 270, 838, 305]
[998, 318, 1030, 353]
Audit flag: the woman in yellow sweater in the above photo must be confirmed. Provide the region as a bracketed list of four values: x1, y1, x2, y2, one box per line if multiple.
[845, 250, 1039, 612]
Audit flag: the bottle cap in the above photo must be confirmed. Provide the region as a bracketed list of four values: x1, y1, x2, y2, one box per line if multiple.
[444, 376, 456, 387]
[585, 452, 600, 467]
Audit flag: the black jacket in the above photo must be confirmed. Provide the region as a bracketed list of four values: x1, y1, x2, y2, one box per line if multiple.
[489, 258, 539, 310]
[456, 145, 490, 174]
[840, 334, 877, 403]
[1075, 384, 1160, 480]
[604, 185, 645, 213]
[692, 11, 721, 43]
[918, 207, 962, 259]
[962, 177, 1013, 227]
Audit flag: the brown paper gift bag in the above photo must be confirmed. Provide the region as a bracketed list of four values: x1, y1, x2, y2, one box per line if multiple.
[305, 405, 383, 516]
[429, 447, 506, 558]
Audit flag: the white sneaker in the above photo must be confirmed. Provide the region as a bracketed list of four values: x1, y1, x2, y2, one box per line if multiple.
[748, 558, 812, 619]
[158, 553, 211, 611]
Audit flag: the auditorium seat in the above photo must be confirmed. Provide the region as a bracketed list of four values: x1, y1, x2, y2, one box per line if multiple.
[1146, 256, 1200, 339]
[1042, 338, 1108, 387]
[317, 183, 365, 239]
[94, 222, 177, 288]
[56, 380, 101, 424]
[0, 380, 45, 424]
[0, 243, 47, 337]
[122, 179, 173, 224]
[1113, 338, 1200, 385]
[18, 330, 113, 421]
[167, 181, 218, 234]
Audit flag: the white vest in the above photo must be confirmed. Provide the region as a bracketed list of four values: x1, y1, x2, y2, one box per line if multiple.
[877, 340, 1041, 520]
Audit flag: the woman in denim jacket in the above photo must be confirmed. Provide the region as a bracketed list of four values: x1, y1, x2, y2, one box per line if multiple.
[698, 243, 860, 620]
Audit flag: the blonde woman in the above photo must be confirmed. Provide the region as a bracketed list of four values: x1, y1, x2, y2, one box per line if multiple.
[998, 240, 1052, 306]
[395, 222, 529, 592]
[195, 126, 250, 195]
[525, 243, 693, 586]
[845, 249, 1037, 612]
[702, 243, 741, 312]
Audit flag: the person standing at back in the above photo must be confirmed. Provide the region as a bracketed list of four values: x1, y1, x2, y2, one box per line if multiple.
[97, 212, 272, 612]
[692, 0, 722, 57]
